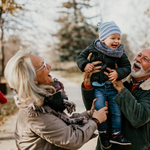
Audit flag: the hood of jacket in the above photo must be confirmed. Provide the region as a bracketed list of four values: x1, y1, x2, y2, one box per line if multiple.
[123, 74, 150, 90]
[94, 39, 124, 58]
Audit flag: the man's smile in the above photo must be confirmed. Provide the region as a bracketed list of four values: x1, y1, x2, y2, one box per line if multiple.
[133, 63, 141, 72]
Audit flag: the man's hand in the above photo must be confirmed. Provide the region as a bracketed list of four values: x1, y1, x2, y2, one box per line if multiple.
[112, 80, 124, 93]
[84, 53, 102, 85]
[84, 63, 94, 73]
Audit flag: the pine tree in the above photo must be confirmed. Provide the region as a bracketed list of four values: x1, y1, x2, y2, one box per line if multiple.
[52, 0, 98, 61]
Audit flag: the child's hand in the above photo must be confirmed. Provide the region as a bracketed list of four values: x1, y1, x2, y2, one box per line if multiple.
[84, 63, 94, 73]
[108, 69, 118, 82]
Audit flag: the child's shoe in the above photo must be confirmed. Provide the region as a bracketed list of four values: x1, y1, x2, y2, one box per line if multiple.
[100, 132, 112, 149]
[110, 132, 131, 145]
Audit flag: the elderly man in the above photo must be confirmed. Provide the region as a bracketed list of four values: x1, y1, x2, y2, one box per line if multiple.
[81, 48, 150, 150]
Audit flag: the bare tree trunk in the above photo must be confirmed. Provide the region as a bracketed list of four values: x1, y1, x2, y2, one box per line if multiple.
[73, 0, 77, 23]
[1, 18, 4, 78]
[0, 7, 2, 83]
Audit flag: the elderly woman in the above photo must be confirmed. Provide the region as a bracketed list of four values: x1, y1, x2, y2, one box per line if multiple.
[4, 50, 108, 150]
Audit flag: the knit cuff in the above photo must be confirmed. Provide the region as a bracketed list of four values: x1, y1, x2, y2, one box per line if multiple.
[84, 83, 92, 90]
[91, 118, 100, 127]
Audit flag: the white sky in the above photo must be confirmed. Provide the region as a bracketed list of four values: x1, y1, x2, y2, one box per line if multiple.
[43, 0, 150, 38]
[9, 0, 150, 55]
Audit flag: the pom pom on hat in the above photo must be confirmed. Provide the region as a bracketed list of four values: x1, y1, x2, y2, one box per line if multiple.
[97, 21, 121, 41]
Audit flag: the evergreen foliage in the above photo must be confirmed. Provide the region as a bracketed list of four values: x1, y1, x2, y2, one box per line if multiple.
[52, 0, 98, 61]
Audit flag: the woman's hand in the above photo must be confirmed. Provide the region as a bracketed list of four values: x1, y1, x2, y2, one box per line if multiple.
[84, 53, 102, 85]
[104, 67, 124, 93]
[92, 107, 108, 124]
[90, 98, 97, 116]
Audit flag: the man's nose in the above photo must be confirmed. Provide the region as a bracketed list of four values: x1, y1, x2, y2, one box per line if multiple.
[135, 56, 141, 63]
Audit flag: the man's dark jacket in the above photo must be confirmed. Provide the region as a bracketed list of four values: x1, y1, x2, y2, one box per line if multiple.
[77, 40, 131, 84]
[81, 75, 150, 150]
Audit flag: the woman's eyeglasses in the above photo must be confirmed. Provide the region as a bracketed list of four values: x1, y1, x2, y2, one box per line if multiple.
[36, 61, 47, 72]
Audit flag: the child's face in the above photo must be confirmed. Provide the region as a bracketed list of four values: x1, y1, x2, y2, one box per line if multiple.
[102, 34, 121, 49]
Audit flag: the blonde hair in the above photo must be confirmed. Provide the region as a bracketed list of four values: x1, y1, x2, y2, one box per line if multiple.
[4, 50, 55, 106]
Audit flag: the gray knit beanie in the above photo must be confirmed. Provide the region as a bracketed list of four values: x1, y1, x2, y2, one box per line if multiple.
[97, 21, 121, 41]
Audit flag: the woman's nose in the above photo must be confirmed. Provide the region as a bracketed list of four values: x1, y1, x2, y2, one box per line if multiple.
[46, 64, 51, 70]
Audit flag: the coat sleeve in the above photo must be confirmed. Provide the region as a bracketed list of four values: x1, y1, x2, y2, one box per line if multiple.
[76, 46, 91, 72]
[29, 112, 97, 150]
[81, 83, 94, 110]
[115, 53, 131, 80]
[115, 88, 150, 128]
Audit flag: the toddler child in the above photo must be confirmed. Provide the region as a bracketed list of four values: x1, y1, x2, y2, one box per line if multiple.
[77, 21, 131, 149]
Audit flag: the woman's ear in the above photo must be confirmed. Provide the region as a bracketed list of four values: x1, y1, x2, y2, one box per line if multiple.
[34, 78, 38, 85]
[34, 80, 38, 85]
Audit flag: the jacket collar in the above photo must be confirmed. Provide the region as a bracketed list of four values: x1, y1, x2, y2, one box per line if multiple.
[123, 74, 150, 90]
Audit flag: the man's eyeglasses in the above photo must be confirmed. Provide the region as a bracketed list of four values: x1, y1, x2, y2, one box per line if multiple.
[36, 61, 47, 72]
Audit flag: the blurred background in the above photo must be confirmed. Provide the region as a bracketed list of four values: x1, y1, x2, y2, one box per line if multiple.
[0, 1, 150, 148]
[0, 0, 150, 92]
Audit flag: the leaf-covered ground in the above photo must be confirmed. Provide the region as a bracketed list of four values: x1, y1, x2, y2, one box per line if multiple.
[0, 98, 18, 126]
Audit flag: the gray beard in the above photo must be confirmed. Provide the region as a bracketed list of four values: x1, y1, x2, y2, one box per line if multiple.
[131, 61, 150, 78]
